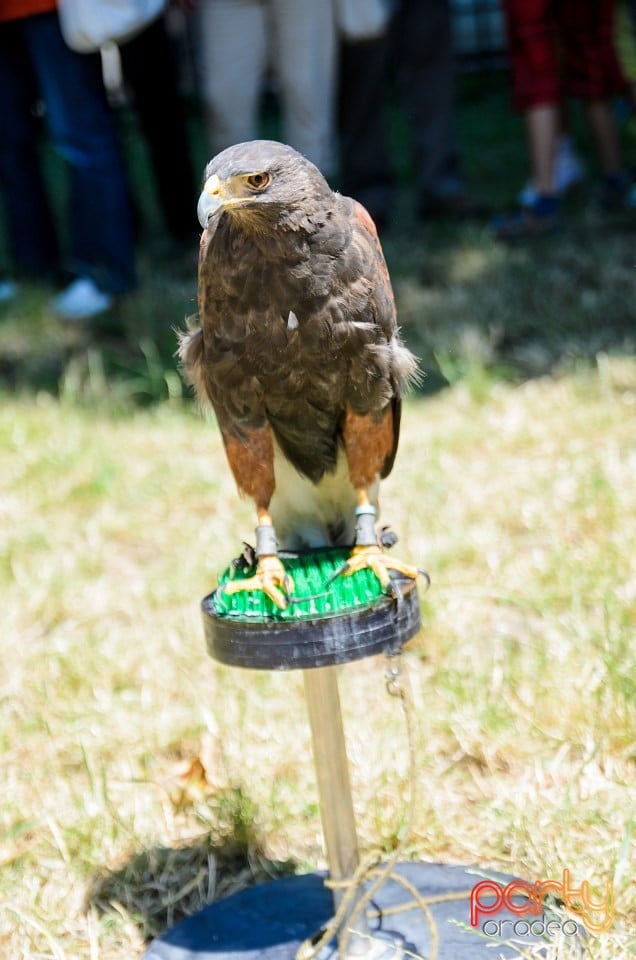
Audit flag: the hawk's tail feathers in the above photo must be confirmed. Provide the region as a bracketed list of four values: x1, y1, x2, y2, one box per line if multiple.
[175, 322, 210, 407]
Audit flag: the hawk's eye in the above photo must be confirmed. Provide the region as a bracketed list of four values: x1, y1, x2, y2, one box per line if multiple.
[246, 172, 271, 191]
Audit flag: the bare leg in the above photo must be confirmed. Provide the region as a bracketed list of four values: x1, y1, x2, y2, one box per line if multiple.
[525, 103, 559, 195]
[584, 98, 622, 176]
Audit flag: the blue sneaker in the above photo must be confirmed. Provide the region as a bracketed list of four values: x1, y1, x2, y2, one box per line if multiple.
[492, 195, 560, 240]
[518, 137, 585, 207]
[0, 278, 19, 304]
[592, 172, 633, 213]
[50, 277, 114, 321]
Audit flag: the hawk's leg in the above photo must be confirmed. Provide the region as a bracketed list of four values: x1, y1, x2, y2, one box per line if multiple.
[220, 430, 294, 609]
[342, 491, 420, 590]
[340, 407, 419, 590]
[223, 507, 294, 609]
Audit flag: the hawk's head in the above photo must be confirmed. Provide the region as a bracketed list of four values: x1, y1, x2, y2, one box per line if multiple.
[197, 140, 334, 234]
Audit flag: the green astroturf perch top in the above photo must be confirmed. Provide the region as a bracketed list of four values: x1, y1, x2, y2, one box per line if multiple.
[213, 549, 387, 622]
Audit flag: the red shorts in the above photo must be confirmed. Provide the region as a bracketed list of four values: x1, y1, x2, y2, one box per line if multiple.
[503, 0, 627, 110]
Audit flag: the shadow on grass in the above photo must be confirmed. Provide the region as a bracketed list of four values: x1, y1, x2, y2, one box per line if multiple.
[385, 212, 636, 395]
[1, 207, 635, 407]
[0, 249, 197, 406]
[85, 785, 296, 944]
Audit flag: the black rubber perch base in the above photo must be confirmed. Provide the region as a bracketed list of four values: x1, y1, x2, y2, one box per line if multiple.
[202, 577, 421, 671]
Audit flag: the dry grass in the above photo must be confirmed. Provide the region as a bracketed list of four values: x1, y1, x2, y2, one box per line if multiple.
[1, 352, 635, 958]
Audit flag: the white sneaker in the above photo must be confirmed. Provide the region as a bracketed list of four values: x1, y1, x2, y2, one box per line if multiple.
[518, 137, 585, 207]
[51, 277, 114, 321]
[0, 278, 19, 304]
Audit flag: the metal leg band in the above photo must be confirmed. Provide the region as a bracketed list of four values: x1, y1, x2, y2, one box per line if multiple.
[354, 510, 378, 547]
[255, 524, 278, 557]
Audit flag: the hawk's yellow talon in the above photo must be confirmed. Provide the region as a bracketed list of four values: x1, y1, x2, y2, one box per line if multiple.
[342, 544, 419, 590]
[223, 555, 294, 610]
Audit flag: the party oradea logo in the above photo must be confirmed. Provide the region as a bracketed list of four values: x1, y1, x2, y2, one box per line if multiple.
[470, 868, 615, 939]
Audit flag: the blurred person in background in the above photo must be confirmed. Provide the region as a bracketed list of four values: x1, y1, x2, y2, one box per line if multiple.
[337, 0, 484, 230]
[493, 0, 632, 238]
[117, 7, 198, 249]
[0, 0, 136, 319]
[192, 0, 337, 175]
[336, 0, 394, 228]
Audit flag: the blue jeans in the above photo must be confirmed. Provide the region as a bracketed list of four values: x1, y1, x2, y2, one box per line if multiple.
[0, 12, 135, 294]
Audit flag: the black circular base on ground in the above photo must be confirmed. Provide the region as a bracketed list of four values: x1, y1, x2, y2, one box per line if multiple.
[202, 579, 421, 670]
[143, 862, 577, 959]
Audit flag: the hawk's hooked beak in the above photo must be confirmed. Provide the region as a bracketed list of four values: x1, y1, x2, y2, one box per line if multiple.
[197, 175, 226, 229]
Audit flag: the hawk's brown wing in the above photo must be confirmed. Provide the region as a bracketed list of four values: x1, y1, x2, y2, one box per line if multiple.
[350, 200, 404, 480]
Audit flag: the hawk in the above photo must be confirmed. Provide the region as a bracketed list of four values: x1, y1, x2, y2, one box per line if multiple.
[179, 140, 419, 608]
